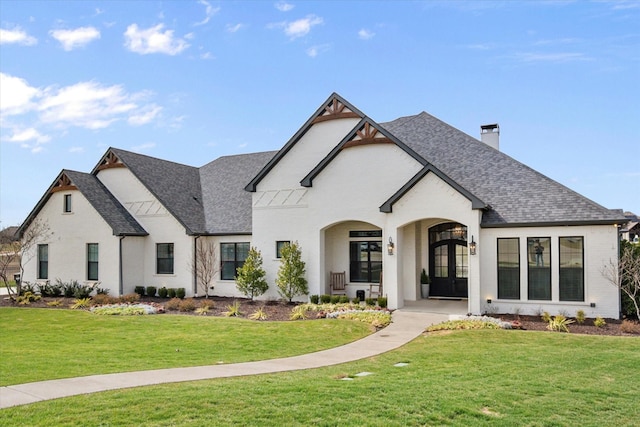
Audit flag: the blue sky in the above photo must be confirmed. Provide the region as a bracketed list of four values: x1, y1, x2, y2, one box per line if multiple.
[1, 0, 639, 228]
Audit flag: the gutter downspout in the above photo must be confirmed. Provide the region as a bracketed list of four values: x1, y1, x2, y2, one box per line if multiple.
[119, 236, 125, 296]
[193, 236, 200, 297]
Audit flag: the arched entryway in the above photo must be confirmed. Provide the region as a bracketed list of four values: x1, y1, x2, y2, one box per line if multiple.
[429, 222, 468, 298]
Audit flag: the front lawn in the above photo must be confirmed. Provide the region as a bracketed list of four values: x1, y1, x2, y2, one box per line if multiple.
[0, 307, 371, 386]
[1, 329, 639, 426]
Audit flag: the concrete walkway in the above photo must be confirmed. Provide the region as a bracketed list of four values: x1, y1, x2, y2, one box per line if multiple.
[0, 310, 447, 409]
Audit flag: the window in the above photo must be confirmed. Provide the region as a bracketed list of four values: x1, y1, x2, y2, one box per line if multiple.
[87, 243, 99, 281]
[156, 243, 174, 275]
[528, 237, 551, 300]
[497, 238, 520, 299]
[349, 241, 382, 283]
[63, 194, 72, 213]
[276, 241, 290, 258]
[38, 244, 48, 279]
[221, 242, 249, 280]
[559, 237, 584, 301]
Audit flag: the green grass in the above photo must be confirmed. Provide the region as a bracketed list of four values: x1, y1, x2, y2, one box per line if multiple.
[0, 307, 371, 386]
[1, 312, 639, 426]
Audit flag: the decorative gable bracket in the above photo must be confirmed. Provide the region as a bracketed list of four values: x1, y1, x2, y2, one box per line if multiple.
[49, 172, 78, 194]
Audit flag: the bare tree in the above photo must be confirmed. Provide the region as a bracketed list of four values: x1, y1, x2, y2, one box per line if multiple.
[602, 242, 640, 319]
[1, 219, 52, 300]
[189, 238, 220, 298]
[0, 230, 21, 298]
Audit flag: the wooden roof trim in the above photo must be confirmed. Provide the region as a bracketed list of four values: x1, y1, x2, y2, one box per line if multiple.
[96, 150, 125, 172]
[343, 122, 393, 148]
[311, 96, 361, 124]
[49, 173, 77, 194]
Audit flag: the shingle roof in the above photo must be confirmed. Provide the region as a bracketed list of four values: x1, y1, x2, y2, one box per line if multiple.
[380, 112, 624, 226]
[63, 170, 148, 236]
[108, 148, 206, 234]
[200, 151, 278, 234]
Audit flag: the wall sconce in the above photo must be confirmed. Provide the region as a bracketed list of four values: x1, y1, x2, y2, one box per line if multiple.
[590, 302, 596, 308]
[469, 236, 477, 255]
[486, 298, 492, 304]
[387, 237, 395, 255]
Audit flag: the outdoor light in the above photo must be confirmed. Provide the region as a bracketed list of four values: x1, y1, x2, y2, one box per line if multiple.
[387, 237, 395, 255]
[469, 236, 477, 255]
[590, 302, 596, 308]
[486, 298, 492, 304]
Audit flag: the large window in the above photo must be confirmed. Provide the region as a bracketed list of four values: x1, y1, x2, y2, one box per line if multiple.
[221, 242, 249, 280]
[497, 238, 520, 299]
[156, 243, 174, 275]
[349, 241, 382, 283]
[87, 243, 99, 281]
[559, 237, 584, 301]
[37, 244, 48, 279]
[528, 237, 551, 300]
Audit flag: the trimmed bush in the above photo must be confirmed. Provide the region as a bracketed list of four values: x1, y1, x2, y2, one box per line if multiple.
[134, 286, 145, 296]
[365, 298, 376, 306]
[178, 298, 196, 312]
[167, 288, 177, 298]
[176, 288, 186, 299]
[330, 295, 341, 304]
[378, 297, 388, 308]
[165, 298, 181, 311]
[351, 297, 360, 304]
[158, 287, 168, 298]
[338, 295, 350, 304]
[594, 317, 607, 328]
[320, 294, 331, 304]
[576, 310, 586, 324]
[310, 295, 319, 304]
[146, 286, 157, 298]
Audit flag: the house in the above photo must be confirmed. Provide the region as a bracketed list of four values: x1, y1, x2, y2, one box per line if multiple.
[620, 212, 639, 244]
[17, 93, 627, 318]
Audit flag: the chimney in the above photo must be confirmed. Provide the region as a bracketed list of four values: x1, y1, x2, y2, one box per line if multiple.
[480, 124, 500, 150]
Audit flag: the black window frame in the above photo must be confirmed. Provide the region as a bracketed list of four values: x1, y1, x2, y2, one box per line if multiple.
[220, 242, 250, 280]
[497, 238, 520, 300]
[559, 236, 584, 301]
[38, 244, 48, 280]
[349, 240, 382, 283]
[156, 243, 174, 275]
[63, 194, 72, 213]
[276, 241, 290, 259]
[527, 237, 551, 300]
[87, 243, 99, 281]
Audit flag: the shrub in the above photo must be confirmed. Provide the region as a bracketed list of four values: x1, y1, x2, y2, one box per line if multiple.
[165, 298, 181, 311]
[38, 281, 62, 297]
[119, 293, 140, 303]
[224, 300, 242, 317]
[59, 279, 93, 299]
[176, 288, 186, 299]
[320, 294, 331, 304]
[620, 320, 640, 334]
[92, 294, 118, 306]
[17, 291, 40, 305]
[428, 317, 506, 331]
[339, 295, 350, 304]
[249, 306, 268, 321]
[158, 287, 168, 298]
[275, 241, 308, 302]
[134, 286, 146, 296]
[200, 299, 215, 309]
[95, 287, 109, 295]
[547, 315, 574, 332]
[46, 299, 62, 307]
[178, 298, 196, 312]
[235, 247, 269, 300]
[594, 317, 607, 328]
[310, 295, 319, 304]
[575, 310, 586, 324]
[541, 311, 552, 323]
[146, 286, 157, 298]
[351, 297, 361, 304]
[330, 295, 341, 304]
[378, 297, 388, 308]
[365, 298, 376, 307]
[167, 288, 177, 298]
[290, 305, 307, 320]
[70, 298, 92, 310]
[194, 305, 209, 315]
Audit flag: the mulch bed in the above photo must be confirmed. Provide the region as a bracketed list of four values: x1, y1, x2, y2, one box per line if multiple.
[3, 295, 639, 335]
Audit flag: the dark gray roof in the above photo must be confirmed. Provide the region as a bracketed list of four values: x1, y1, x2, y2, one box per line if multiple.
[108, 148, 206, 234]
[64, 170, 148, 236]
[381, 112, 625, 226]
[200, 151, 277, 234]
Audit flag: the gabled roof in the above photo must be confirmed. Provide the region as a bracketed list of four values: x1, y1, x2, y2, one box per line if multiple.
[200, 151, 278, 234]
[380, 112, 625, 226]
[94, 148, 206, 235]
[17, 170, 147, 238]
[245, 92, 365, 192]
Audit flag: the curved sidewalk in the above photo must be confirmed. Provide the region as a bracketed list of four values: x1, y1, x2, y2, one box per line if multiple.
[0, 310, 447, 409]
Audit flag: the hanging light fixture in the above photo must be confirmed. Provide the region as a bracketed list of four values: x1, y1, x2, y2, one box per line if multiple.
[469, 236, 477, 255]
[387, 237, 395, 255]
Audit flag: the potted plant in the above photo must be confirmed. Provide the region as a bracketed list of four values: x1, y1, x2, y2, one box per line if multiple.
[420, 269, 431, 299]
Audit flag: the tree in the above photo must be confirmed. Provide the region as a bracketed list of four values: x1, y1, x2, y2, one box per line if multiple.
[602, 241, 640, 319]
[1, 219, 52, 300]
[190, 238, 220, 298]
[275, 241, 308, 302]
[235, 247, 268, 301]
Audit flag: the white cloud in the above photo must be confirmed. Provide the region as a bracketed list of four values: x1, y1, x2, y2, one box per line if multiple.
[195, 0, 220, 26]
[200, 51, 214, 59]
[131, 142, 156, 152]
[358, 29, 375, 40]
[306, 44, 329, 58]
[0, 73, 40, 115]
[128, 104, 162, 126]
[0, 27, 37, 45]
[50, 27, 101, 51]
[124, 24, 190, 55]
[271, 15, 323, 40]
[226, 23, 244, 33]
[514, 52, 591, 63]
[6, 127, 50, 144]
[69, 146, 85, 153]
[275, 1, 294, 12]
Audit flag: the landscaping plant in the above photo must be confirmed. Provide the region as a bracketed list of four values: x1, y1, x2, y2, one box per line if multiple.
[275, 241, 308, 302]
[235, 247, 268, 300]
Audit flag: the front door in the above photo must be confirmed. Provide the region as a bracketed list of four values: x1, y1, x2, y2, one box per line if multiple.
[429, 223, 468, 298]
